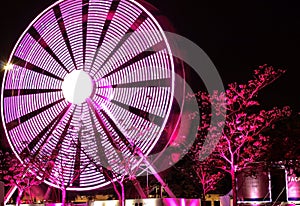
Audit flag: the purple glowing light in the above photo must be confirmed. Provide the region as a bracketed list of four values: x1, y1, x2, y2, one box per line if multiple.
[1, 0, 175, 191]
[236, 167, 272, 203]
[287, 173, 300, 202]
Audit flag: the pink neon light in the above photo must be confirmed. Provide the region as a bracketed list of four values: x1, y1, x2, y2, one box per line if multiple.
[162, 198, 201, 206]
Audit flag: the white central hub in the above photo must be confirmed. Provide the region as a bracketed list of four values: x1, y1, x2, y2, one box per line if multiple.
[62, 70, 93, 104]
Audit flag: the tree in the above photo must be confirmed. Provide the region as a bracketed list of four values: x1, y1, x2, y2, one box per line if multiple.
[109, 154, 147, 206]
[67, 132, 146, 206]
[3, 152, 53, 206]
[176, 151, 225, 200]
[195, 65, 292, 206]
[171, 86, 226, 201]
[192, 159, 225, 201]
[48, 141, 90, 206]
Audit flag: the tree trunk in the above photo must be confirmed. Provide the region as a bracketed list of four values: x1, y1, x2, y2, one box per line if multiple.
[231, 170, 237, 206]
[29, 187, 33, 203]
[111, 181, 121, 205]
[61, 187, 67, 206]
[202, 190, 207, 206]
[120, 182, 125, 206]
[16, 189, 23, 206]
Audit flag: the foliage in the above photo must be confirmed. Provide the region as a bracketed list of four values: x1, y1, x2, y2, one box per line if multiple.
[2, 151, 53, 205]
[191, 65, 292, 206]
[0, 150, 6, 180]
[175, 156, 224, 199]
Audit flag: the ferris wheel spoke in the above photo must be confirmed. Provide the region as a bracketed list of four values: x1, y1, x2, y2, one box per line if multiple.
[47, 111, 78, 184]
[24, 103, 72, 155]
[53, 5, 78, 70]
[126, 11, 148, 34]
[95, 94, 163, 126]
[98, 11, 148, 72]
[110, 99, 164, 126]
[95, 94, 109, 101]
[51, 110, 75, 157]
[89, 0, 121, 71]
[82, 0, 89, 67]
[87, 105, 110, 166]
[100, 108, 137, 155]
[98, 78, 172, 89]
[87, 100, 125, 154]
[100, 41, 165, 79]
[72, 135, 82, 187]
[11, 56, 64, 81]
[3, 89, 62, 97]
[6, 98, 65, 131]
[28, 27, 70, 73]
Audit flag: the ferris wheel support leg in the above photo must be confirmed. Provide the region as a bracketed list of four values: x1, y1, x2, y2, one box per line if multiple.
[4, 186, 17, 205]
[147, 164, 175, 198]
[141, 157, 175, 198]
[133, 145, 176, 198]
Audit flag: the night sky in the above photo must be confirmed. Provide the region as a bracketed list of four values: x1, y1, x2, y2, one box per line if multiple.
[151, 0, 300, 112]
[0, 0, 300, 147]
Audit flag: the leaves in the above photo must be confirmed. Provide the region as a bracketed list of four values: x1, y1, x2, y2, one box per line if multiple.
[246, 101, 259, 107]
[186, 65, 292, 200]
[0, 151, 55, 195]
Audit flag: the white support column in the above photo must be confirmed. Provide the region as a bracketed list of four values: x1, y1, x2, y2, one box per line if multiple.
[4, 186, 17, 205]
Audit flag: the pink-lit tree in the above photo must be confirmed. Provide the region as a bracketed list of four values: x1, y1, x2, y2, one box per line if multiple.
[3, 152, 53, 206]
[107, 155, 143, 206]
[179, 91, 226, 200]
[176, 155, 225, 201]
[69, 134, 146, 206]
[49, 143, 90, 206]
[113, 155, 148, 203]
[190, 157, 225, 201]
[193, 65, 292, 206]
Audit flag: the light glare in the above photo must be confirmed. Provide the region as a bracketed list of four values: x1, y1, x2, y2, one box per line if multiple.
[3, 63, 13, 71]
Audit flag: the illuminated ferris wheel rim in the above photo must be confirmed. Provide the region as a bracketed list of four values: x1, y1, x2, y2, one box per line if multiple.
[3, 0, 175, 80]
[1, 0, 176, 191]
[4, 1, 175, 84]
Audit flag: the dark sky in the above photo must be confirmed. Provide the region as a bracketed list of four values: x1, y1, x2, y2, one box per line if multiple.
[0, 0, 300, 147]
[150, 0, 300, 112]
[1, 0, 299, 110]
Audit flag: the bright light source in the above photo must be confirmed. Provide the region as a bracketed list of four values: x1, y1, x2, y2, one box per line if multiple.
[3, 63, 13, 71]
[62, 70, 94, 105]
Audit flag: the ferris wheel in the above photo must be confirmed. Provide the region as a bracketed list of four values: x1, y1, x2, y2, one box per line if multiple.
[1, 0, 181, 191]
